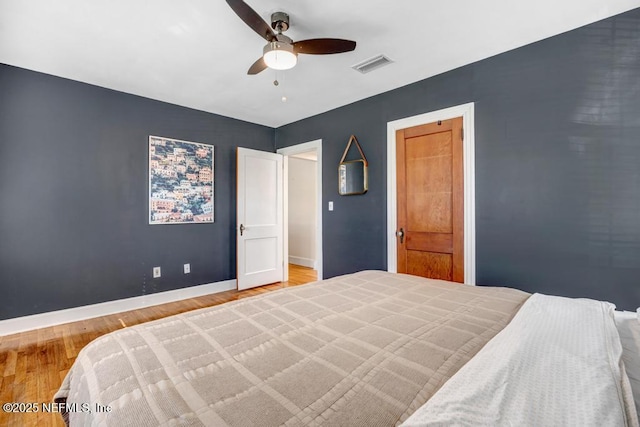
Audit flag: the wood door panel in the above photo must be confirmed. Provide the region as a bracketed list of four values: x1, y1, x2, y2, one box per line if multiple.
[406, 233, 453, 253]
[406, 155, 452, 195]
[397, 116, 464, 283]
[405, 133, 452, 158]
[406, 251, 452, 280]
[407, 193, 452, 233]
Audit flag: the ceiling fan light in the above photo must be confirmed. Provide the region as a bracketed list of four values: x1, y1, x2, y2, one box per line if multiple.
[263, 41, 297, 70]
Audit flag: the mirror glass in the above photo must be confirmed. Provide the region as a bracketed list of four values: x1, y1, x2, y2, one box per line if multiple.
[338, 160, 368, 195]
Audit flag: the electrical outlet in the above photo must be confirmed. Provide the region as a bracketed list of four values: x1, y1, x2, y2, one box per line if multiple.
[184, 263, 191, 274]
[153, 266, 161, 278]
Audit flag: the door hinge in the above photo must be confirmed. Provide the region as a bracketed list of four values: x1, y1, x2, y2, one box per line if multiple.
[461, 128, 464, 141]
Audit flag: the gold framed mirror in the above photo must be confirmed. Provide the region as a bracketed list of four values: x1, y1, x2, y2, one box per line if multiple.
[338, 135, 368, 195]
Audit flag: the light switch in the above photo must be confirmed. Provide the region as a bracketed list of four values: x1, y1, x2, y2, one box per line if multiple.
[328, 201, 334, 211]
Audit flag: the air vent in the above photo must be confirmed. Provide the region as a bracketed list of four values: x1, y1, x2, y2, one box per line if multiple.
[352, 54, 393, 74]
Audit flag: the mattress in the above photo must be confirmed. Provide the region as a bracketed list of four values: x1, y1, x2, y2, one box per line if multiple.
[54, 270, 529, 426]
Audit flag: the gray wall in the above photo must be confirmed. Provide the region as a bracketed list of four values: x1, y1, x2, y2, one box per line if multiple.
[0, 65, 274, 320]
[276, 8, 640, 309]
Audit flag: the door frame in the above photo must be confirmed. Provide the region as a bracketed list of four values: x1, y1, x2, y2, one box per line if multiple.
[277, 139, 323, 282]
[386, 103, 476, 284]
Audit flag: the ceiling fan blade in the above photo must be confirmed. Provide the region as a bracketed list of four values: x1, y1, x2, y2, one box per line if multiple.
[226, 0, 275, 42]
[293, 39, 356, 55]
[247, 57, 268, 75]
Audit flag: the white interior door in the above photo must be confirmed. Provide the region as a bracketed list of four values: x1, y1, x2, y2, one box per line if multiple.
[237, 147, 284, 290]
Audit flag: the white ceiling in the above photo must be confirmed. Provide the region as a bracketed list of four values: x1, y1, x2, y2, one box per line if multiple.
[1, 0, 638, 128]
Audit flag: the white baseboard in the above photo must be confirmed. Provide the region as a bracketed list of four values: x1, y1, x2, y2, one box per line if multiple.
[0, 279, 237, 337]
[289, 256, 316, 269]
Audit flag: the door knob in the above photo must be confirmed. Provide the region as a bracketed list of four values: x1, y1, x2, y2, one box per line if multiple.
[239, 224, 245, 236]
[396, 228, 404, 244]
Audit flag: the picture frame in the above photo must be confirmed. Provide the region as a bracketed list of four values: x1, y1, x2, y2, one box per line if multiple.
[149, 136, 214, 224]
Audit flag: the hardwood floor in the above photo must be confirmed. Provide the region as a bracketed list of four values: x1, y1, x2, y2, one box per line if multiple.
[0, 264, 317, 427]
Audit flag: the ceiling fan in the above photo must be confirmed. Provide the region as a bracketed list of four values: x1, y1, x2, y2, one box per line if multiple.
[226, 0, 357, 75]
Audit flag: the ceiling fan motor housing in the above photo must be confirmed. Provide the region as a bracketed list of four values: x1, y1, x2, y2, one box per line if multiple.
[271, 11, 290, 32]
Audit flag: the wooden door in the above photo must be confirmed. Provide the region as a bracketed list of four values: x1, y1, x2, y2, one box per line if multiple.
[237, 147, 284, 290]
[396, 117, 464, 282]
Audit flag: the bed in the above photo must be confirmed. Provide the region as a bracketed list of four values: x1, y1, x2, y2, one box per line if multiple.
[54, 270, 639, 426]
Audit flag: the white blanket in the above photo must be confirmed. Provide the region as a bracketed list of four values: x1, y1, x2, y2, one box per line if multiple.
[615, 310, 640, 417]
[402, 293, 639, 427]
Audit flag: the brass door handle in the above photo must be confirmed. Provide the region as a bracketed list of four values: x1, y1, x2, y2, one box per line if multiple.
[396, 228, 404, 244]
[239, 224, 245, 236]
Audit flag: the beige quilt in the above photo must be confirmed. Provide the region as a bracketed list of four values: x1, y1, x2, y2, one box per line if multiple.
[54, 270, 529, 426]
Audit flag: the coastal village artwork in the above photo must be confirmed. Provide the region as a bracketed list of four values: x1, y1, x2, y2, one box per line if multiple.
[149, 136, 214, 224]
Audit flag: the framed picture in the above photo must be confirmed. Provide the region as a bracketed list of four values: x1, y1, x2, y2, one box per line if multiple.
[149, 136, 214, 224]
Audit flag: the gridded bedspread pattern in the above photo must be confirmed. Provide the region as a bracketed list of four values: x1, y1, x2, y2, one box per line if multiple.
[55, 271, 529, 426]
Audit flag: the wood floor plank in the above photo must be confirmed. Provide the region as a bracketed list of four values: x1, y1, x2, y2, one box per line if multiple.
[0, 264, 316, 427]
[3, 350, 17, 377]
